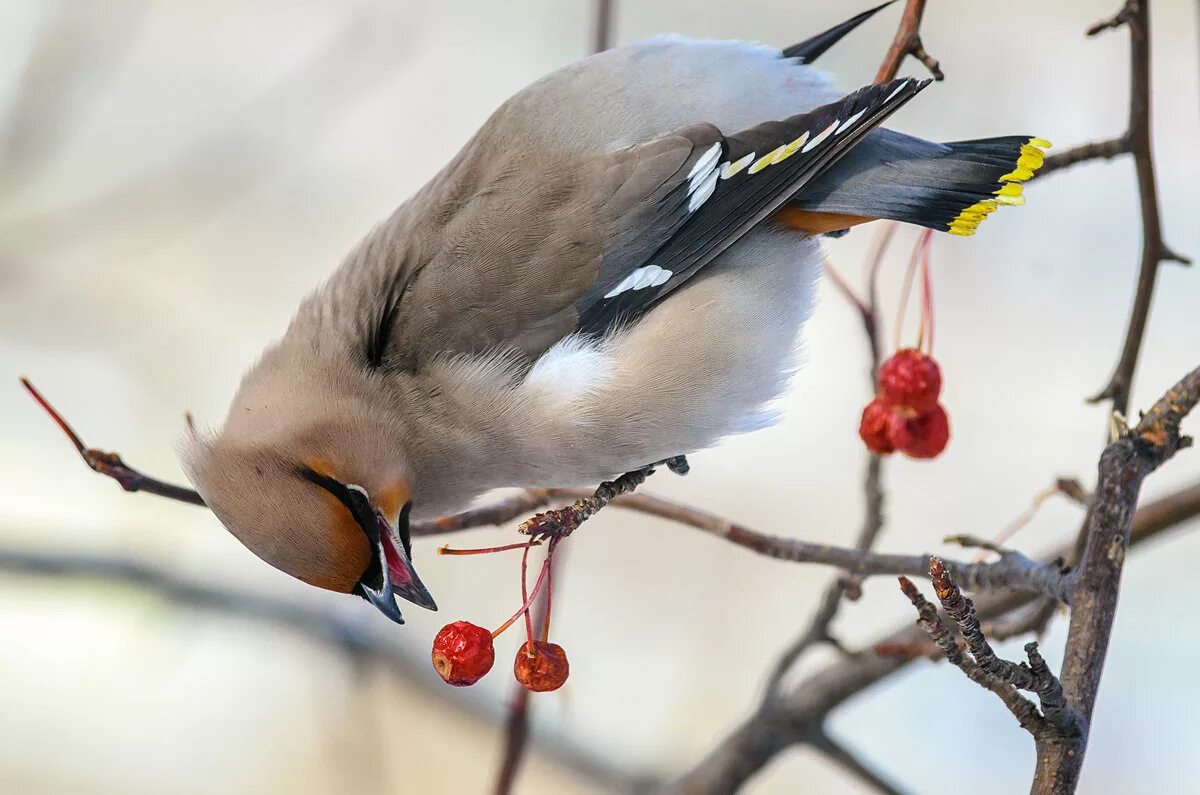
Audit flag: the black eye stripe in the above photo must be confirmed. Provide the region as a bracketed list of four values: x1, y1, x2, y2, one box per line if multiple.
[298, 467, 380, 542]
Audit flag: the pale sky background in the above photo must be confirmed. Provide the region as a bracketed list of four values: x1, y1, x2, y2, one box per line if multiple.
[1, 1, 1199, 793]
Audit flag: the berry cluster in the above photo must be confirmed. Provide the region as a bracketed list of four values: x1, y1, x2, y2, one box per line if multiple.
[429, 538, 569, 692]
[859, 348, 950, 458]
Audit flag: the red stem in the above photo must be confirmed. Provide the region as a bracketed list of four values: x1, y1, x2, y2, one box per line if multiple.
[521, 543, 534, 641]
[493, 555, 551, 639]
[893, 233, 923, 353]
[20, 377, 88, 454]
[540, 541, 556, 642]
[437, 540, 539, 556]
[919, 230, 935, 354]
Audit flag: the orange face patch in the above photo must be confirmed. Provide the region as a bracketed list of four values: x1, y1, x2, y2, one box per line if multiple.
[374, 481, 412, 522]
[303, 457, 373, 592]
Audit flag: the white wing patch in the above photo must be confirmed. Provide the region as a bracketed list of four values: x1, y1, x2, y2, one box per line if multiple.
[687, 168, 719, 212]
[801, 121, 838, 153]
[686, 142, 723, 213]
[603, 264, 673, 298]
[834, 108, 866, 135]
[687, 142, 722, 183]
[886, 78, 911, 104]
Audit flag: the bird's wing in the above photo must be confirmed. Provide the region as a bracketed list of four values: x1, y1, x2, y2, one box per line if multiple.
[384, 78, 928, 366]
[580, 77, 929, 333]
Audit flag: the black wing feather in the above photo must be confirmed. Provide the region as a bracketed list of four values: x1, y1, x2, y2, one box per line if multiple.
[782, 1, 896, 63]
[577, 77, 929, 334]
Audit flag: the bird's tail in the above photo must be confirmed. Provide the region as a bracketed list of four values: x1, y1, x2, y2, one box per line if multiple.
[777, 129, 1051, 236]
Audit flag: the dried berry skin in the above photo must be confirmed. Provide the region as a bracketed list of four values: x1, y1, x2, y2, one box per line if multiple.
[431, 621, 495, 686]
[899, 404, 951, 459]
[879, 349, 942, 413]
[860, 398, 917, 454]
[858, 398, 897, 454]
[514, 640, 570, 692]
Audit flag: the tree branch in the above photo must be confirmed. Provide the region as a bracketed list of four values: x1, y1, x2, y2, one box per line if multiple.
[1085, 0, 1191, 414]
[898, 574, 1048, 735]
[0, 544, 646, 794]
[874, 0, 943, 83]
[762, 226, 894, 703]
[809, 729, 913, 795]
[1034, 135, 1132, 178]
[1032, 363, 1200, 793]
[664, 410, 1200, 794]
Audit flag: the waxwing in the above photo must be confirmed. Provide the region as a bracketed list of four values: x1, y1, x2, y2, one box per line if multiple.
[183, 3, 1048, 623]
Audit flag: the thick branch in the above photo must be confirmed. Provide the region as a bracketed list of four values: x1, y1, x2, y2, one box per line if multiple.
[1033, 364, 1200, 793]
[666, 434, 1200, 795]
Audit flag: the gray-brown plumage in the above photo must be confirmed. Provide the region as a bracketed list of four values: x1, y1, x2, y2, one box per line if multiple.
[183, 7, 1048, 623]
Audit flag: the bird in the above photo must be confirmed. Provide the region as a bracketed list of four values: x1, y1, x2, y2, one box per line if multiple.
[182, 2, 1049, 624]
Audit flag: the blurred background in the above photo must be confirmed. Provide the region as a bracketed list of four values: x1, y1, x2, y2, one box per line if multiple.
[1, 1, 1198, 793]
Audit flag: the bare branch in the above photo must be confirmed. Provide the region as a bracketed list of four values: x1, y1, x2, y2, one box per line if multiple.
[493, 687, 532, 795]
[898, 575, 1047, 734]
[0, 545, 645, 794]
[1086, 0, 1191, 414]
[1034, 363, 1200, 792]
[592, 0, 615, 54]
[762, 225, 894, 702]
[20, 377, 205, 506]
[928, 560, 1078, 735]
[1086, 1, 1137, 36]
[666, 453, 1200, 794]
[1034, 136, 1131, 178]
[874, 0, 943, 83]
[809, 730, 913, 795]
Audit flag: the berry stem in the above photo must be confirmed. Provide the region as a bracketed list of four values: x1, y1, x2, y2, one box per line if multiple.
[919, 230, 935, 354]
[540, 540, 557, 642]
[520, 541, 534, 641]
[492, 554, 552, 639]
[437, 540, 540, 556]
[893, 232, 923, 355]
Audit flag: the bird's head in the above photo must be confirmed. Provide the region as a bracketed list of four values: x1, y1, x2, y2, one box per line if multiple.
[182, 373, 436, 625]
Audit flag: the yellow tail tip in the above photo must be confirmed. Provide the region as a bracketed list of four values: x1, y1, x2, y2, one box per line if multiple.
[949, 137, 1048, 235]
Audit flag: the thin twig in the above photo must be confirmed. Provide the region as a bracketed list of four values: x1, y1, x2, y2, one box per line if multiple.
[762, 226, 892, 702]
[898, 575, 1047, 734]
[592, 0, 614, 54]
[874, 0, 942, 83]
[493, 688, 531, 795]
[1086, 0, 1191, 414]
[1034, 135, 1131, 178]
[809, 729, 914, 795]
[928, 559, 1077, 735]
[20, 377, 206, 506]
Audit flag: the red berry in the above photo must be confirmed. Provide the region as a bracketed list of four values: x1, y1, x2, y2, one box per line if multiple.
[898, 404, 950, 459]
[879, 349, 942, 413]
[431, 621, 495, 686]
[514, 640, 570, 692]
[859, 398, 914, 455]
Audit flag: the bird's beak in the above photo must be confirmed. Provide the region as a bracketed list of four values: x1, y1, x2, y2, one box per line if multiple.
[359, 506, 437, 624]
